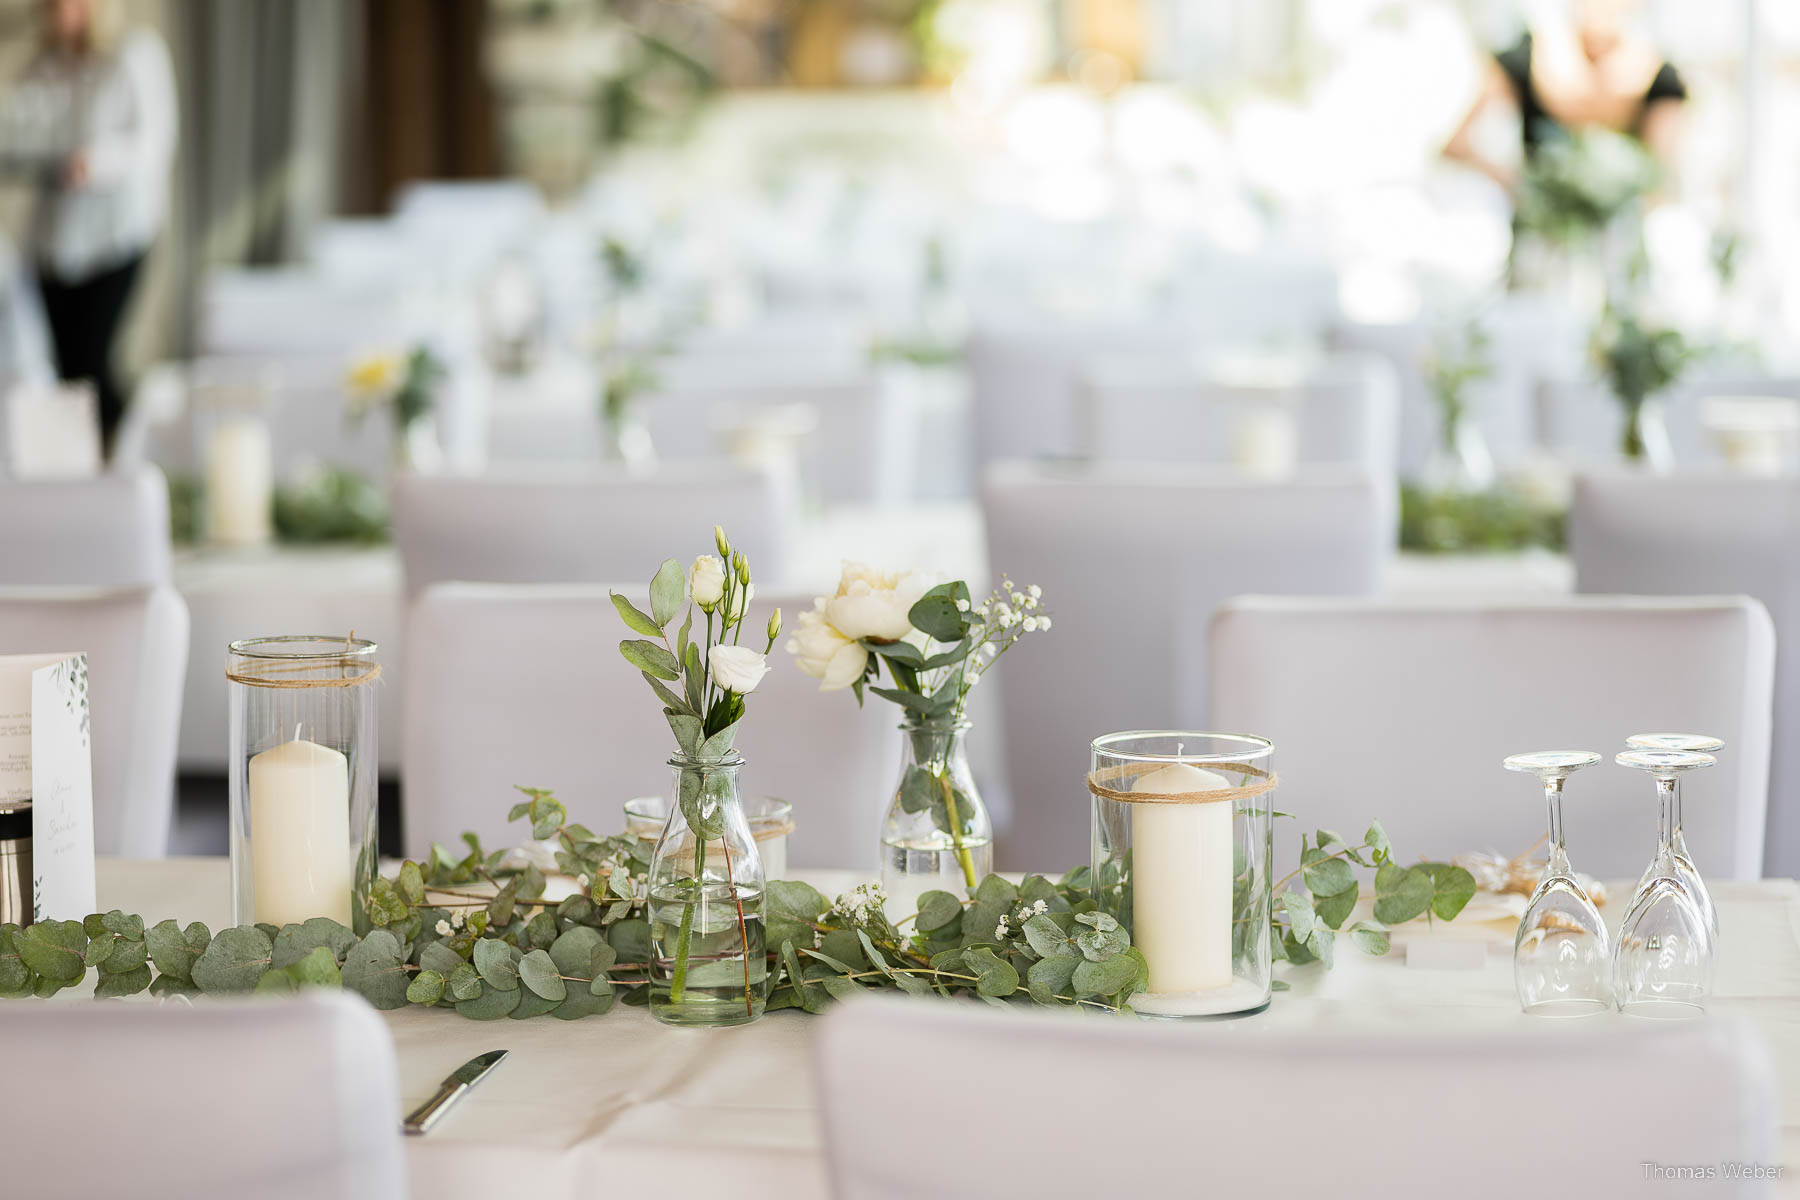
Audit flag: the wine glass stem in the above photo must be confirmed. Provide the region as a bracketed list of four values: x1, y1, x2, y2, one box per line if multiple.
[1671, 779, 1684, 849]
[1657, 778, 1677, 865]
[1544, 778, 1570, 878]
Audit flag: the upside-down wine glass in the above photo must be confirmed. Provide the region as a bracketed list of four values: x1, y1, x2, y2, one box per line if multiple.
[1624, 733, 1720, 942]
[1504, 751, 1610, 1016]
[1613, 749, 1716, 1018]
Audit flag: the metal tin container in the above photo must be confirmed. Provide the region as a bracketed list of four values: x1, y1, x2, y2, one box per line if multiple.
[0, 800, 32, 926]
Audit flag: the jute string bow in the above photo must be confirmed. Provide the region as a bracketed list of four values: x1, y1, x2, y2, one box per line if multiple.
[1085, 760, 1278, 805]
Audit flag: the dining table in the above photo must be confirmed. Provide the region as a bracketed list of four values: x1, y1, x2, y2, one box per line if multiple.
[93, 858, 1800, 1199]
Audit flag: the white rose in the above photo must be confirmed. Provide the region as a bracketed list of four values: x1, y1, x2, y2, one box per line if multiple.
[787, 599, 869, 691]
[689, 555, 726, 609]
[709, 644, 770, 694]
[823, 562, 933, 642]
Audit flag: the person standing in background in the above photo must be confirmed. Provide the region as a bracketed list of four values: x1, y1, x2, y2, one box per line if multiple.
[1443, 0, 1687, 191]
[9, 0, 176, 457]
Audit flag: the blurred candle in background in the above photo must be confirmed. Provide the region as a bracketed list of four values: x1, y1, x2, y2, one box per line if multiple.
[205, 416, 273, 546]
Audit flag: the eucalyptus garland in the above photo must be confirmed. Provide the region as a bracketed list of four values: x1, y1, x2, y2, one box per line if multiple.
[0, 792, 1472, 1016]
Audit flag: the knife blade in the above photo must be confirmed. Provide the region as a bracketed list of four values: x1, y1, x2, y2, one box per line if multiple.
[402, 1050, 508, 1136]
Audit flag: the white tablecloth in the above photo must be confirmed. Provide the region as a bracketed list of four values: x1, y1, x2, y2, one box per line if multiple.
[94, 859, 1800, 1198]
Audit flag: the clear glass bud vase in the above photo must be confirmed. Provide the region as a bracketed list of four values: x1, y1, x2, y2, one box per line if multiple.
[880, 719, 993, 916]
[647, 753, 767, 1028]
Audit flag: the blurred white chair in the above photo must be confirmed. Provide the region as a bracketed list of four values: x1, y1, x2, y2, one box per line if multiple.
[981, 461, 1390, 871]
[200, 268, 415, 359]
[1332, 297, 1581, 476]
[402, 583, 898, 867]
[1210, 596, 1774, 880]
[1541, 373, 1800, 472]
[1078, 351, 1399, 477]
[391, 462, 794, 598]
[817, 999, 1775, 1200]
[1570, 472, 1800, 876]
[967, 315, 1200, 467]
[642, 356, 905, 506]
[0, 992, 405, 1200]
[0, 586, 188, 855]
[0, 464, 170, 586]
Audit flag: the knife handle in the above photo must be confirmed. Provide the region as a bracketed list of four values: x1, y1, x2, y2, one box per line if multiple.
[403, 1081, 468, 1136]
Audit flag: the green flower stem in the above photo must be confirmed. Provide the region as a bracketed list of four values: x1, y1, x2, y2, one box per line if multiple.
[719, 833, 753, 1017]
[935, 769, 978, 890]
[669, 838, 705, 1004]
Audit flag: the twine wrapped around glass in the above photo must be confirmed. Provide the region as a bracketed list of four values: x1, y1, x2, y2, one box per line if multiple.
[1090, 732, 1274, 1019]
[227, 637, 380, 933]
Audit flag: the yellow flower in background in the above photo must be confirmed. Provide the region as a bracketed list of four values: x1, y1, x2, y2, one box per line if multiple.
[346, 352, 403, 400]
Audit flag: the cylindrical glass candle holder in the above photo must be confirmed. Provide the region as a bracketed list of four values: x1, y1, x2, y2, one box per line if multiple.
[1090, 731, 1274, 1019]
[228, 637, 380, 932]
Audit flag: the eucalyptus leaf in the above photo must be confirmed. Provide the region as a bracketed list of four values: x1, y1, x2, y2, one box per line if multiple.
[407, 969, 447, 1004]
[191, 926, 272, 993]
[611, 592, 663, 638]
[620, 639, 680, 681]
[1372, 861, 1434, 926]
[1071, 954, 1137, 997]
[649, 559, 685, 627]
[1314, 881, 1359, 931]
[270, 918, 356, 969]
[94, 964, 151, 998]
[1349, 921, 1392, 955]
[913, 890, 962, 932]
[457, 984, 523, 1020]
[341, 930, 410, 1009]
[1027, 954, 1080, 1003]
[14, 921, 86, 984]
[473, 938, 521, 991]
[448, 962, 484, 1001]
[519, 949, 567, 1001]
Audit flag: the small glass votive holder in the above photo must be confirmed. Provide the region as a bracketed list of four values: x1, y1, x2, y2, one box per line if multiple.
[625, 793, 794, 879]
[227, 637, 380, 932]
[1091, 731, 1274, 1019]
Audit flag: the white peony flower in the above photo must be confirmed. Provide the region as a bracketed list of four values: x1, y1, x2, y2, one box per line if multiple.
[824, 562, 934, 642]
[709, 644, 770, 694]
[788, 599, 870, 691]
[689, 555, 726, 609]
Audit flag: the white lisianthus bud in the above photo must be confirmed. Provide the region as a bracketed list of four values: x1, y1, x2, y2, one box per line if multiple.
[709, 644, 770, 694]
[767, 608, 783, 642]
[714, 525, 731, 557]
[690, 555, 726, 610]
[725, 581, 754, 627]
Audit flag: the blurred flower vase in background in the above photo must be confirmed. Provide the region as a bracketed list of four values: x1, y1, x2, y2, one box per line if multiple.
[346, 347, 446, 474]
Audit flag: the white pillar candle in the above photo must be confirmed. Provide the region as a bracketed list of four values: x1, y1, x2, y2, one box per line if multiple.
[1233, 407, 1297, 478]
[249, 738, 352, 927]
[1132, 762, 1235, 993]
[206, 417, 273, 546]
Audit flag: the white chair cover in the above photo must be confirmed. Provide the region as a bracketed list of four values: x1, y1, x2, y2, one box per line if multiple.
[1540, 373, 1800, 470]
[0, 992, 406, 1200]
[817, 999, 1776, 1200]
[1078, 350, 1399, 476]
[967, 315, 1200, 466]
[401, 583, 898, 868]
[981, 461, 1390, 871]
[0, 465, 170, 587]
[642, 355, 906, 505]
[391, 462, 794, 598]
[1570, 472, 1800, 876]
[1210, 596, 1774, 880]
[0, 585, 188, 855]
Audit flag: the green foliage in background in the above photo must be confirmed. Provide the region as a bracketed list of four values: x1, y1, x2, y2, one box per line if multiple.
[1400, 483, 1565, 555]
[273, 467, 390, 545]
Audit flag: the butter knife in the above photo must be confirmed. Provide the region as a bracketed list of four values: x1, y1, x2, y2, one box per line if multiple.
[403, 1050, 508, 1135]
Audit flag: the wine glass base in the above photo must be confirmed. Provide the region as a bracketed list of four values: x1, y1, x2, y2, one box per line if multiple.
[1520, 997, 1610, 1018]
[1619, 998, 1706, 1020]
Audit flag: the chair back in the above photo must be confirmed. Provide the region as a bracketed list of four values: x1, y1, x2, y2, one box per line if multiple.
[1079, 350, 1399, 476]
[981, 461, 1389, 870]
[817, 999, 1776, 1200]
[392, 463, 793, 599]
[1210, 595, 1774, 880]
[0, 993, 406, 1200]
[1571, 472, 1799, 875]
[0, 465, 170, 587]
[402, 583, 898, 868]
